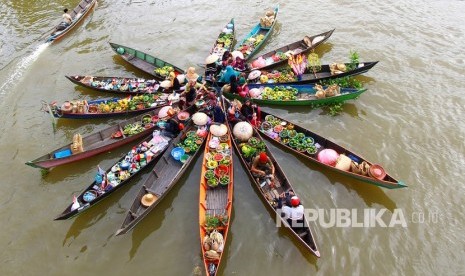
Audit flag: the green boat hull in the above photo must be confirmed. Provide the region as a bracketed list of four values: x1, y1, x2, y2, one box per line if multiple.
[223, 88, 366, 106]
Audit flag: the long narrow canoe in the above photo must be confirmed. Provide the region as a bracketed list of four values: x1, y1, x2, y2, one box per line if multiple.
[46, 0, 97, 43]
[65, 75, 161, 95]
[26, 105, 171, 169]
[224, 98, 320, 257]
[223, 83, 367, 106]
[234, 5, 279, 61]
[109, 42, 184, 81]
[115, 119, 205, 235]
[199, 124, 233, 276]
[249, 61, 378, 85]
[55, 127, 177, 220]
[247, 29, 335, 71]
[209, 18, 235, 58]
[47, 96, 167, 119]
[257, 111, 407, 189]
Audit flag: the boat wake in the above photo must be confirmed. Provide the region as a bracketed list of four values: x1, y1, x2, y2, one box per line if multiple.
[0, 42, 50, 96]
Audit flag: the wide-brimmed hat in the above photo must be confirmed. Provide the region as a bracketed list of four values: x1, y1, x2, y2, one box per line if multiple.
[368, 164, 386, 180]
[231, 50, 244, 60]
[205, 54, 219, 64]
[186, 67, 199, 82]
[176, 74, 186, 84]
[192, 112, 208, 126]
[160, 80, 172, 88]
[141, 193, 158, 207]
[248, 70, 261, 80]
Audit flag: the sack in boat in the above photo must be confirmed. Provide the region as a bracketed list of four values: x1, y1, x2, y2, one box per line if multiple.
[71, 133, 84, 154]
[203, 236, 211, 251]
[325, 84, 340, 97]
[360, 161, 370, 176]
[335, 154, 351, 171]
[350, 161, 362, 174]
[205, 250, 220, 261]
[314, 84, 325, 99]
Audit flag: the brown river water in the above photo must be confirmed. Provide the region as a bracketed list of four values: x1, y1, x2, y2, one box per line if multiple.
[1, 0, 464, 275]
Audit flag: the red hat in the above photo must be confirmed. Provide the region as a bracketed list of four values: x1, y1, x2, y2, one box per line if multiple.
[290, 196, 300, 207]
[259, 152, 268, 163]
[178, 123, 185, 130]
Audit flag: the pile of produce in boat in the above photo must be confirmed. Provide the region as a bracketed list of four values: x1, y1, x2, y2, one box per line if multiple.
[74, 76, 160, 93]
[261, 115, 318, 154]
[154, 66, 175, 78]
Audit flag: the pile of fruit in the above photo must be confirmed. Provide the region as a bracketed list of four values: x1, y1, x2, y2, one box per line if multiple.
[238, 34, 265, 58]
[95, 95, 161, 113]
[217, 33, 233, 47]
[261, 86, 298, 101]
[154, 66, 174, 78]
[259, 68, 296, 83]
[122, 123, 145, 136]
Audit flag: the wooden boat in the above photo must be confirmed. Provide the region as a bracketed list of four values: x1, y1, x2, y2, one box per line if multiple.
[55, 126, 179, 220]
[234, 5, 279, 61]
[109, 42, 184, 81]
[248, 61, 378, 85]
[46, 96, 167, 119]
[26, 105, 173, 169]
[46, 0, 97, 43]
[199, 124, 234, 275]
[65, 75, 161, 95]
[247, 29, 335, 71]
[257, 111, 407, 189]
[115, 119, 205, 236]
[209, 18, 235, 59]
[223, 83, 367, 106]
[224, 98, 320, 257]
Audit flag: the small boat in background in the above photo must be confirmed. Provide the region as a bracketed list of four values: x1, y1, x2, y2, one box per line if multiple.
[109, 42, 184, 80]
[234, 5, 279, 61]
[47, 0, 98, 43]
[65, 75, 161, 95]
[208, 18, 235, 59]
[246, 29, 335, 71]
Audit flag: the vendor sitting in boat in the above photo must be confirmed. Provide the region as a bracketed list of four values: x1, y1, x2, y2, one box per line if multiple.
[251, 152, 275, 185]
[277, 191, 305, 228]
[54, 8, 72, 32]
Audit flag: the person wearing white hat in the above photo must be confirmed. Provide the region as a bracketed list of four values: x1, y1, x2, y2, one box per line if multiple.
[205, 54, 221, 83]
